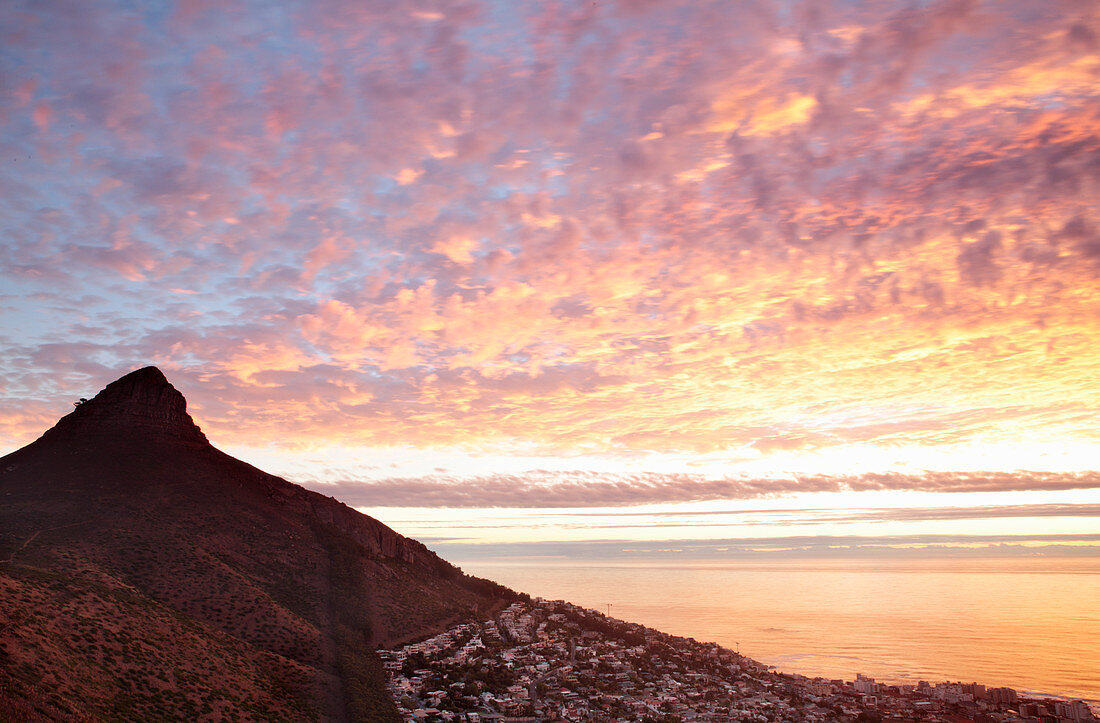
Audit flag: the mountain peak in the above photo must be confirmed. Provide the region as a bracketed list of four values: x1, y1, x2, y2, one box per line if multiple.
[42, 366, 208, 446]
[113, 365, 170, 386]
[2, 366, 515, 720]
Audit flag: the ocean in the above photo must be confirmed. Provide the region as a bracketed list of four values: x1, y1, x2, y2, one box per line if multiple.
[456, 557, 1100, 705]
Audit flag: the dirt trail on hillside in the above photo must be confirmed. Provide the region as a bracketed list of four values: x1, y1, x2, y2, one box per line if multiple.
[1, 521, 91, 565]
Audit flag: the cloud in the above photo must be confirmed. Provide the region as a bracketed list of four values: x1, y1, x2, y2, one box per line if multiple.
[0, 0, 1098, 484]
[572, 503, 1100, 524]
[426, 533, 1100, 562]
[300, 470, 1100, 508]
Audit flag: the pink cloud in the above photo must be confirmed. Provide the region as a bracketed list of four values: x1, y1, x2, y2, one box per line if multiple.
[31, 101, 51, 131]
[0, 0, 1098, 480]
[304, 470, 1100, 508]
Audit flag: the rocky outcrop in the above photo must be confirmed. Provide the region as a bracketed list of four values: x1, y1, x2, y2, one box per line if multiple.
[307, 495, 456, 574]
[41, 366, 207, 447]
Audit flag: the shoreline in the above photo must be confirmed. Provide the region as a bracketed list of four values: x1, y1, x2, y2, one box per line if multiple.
[383, 597, 1100, 721]
[451, 557, 1100, 709]
[752, 656, 1100, 710]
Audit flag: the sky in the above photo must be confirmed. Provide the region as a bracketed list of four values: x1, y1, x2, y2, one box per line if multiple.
[2, 0, 1099, 562]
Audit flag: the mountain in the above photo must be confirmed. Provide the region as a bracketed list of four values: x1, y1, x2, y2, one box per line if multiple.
[0, 367, 517, 721]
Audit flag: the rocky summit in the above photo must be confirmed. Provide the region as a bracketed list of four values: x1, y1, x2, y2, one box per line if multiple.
[39, 366, 208, 447]
[0, 367, 516, 722]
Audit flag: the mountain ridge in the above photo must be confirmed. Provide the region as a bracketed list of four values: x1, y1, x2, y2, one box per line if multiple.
[0, 366, 516, 721]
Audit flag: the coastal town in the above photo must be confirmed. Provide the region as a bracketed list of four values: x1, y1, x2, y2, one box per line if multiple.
[380, 598, 1098, 723]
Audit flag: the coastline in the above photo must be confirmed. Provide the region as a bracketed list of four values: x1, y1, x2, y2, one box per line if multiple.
[450, 557, 1100, 708]
[383, 597, 1100, 721]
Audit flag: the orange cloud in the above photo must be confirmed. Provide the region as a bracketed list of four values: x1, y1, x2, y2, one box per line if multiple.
[2, 0, 1099, 495]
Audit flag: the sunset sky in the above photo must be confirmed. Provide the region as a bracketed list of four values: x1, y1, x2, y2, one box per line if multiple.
[2, 0, 1098, 561]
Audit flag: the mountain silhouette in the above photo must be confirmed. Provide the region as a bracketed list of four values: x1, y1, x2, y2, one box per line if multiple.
[0, 367, 516, 721]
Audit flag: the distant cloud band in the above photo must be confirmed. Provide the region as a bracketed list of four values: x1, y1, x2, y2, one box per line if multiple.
[305, 470, 1100, 508]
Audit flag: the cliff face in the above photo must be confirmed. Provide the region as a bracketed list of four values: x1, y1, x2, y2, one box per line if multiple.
[0, 366, 513, 722]
[40, 366, 208, 447]
[305, 494, 452, 572]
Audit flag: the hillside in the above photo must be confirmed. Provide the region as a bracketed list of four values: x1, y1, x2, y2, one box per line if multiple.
[0, 367, 516, 721]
